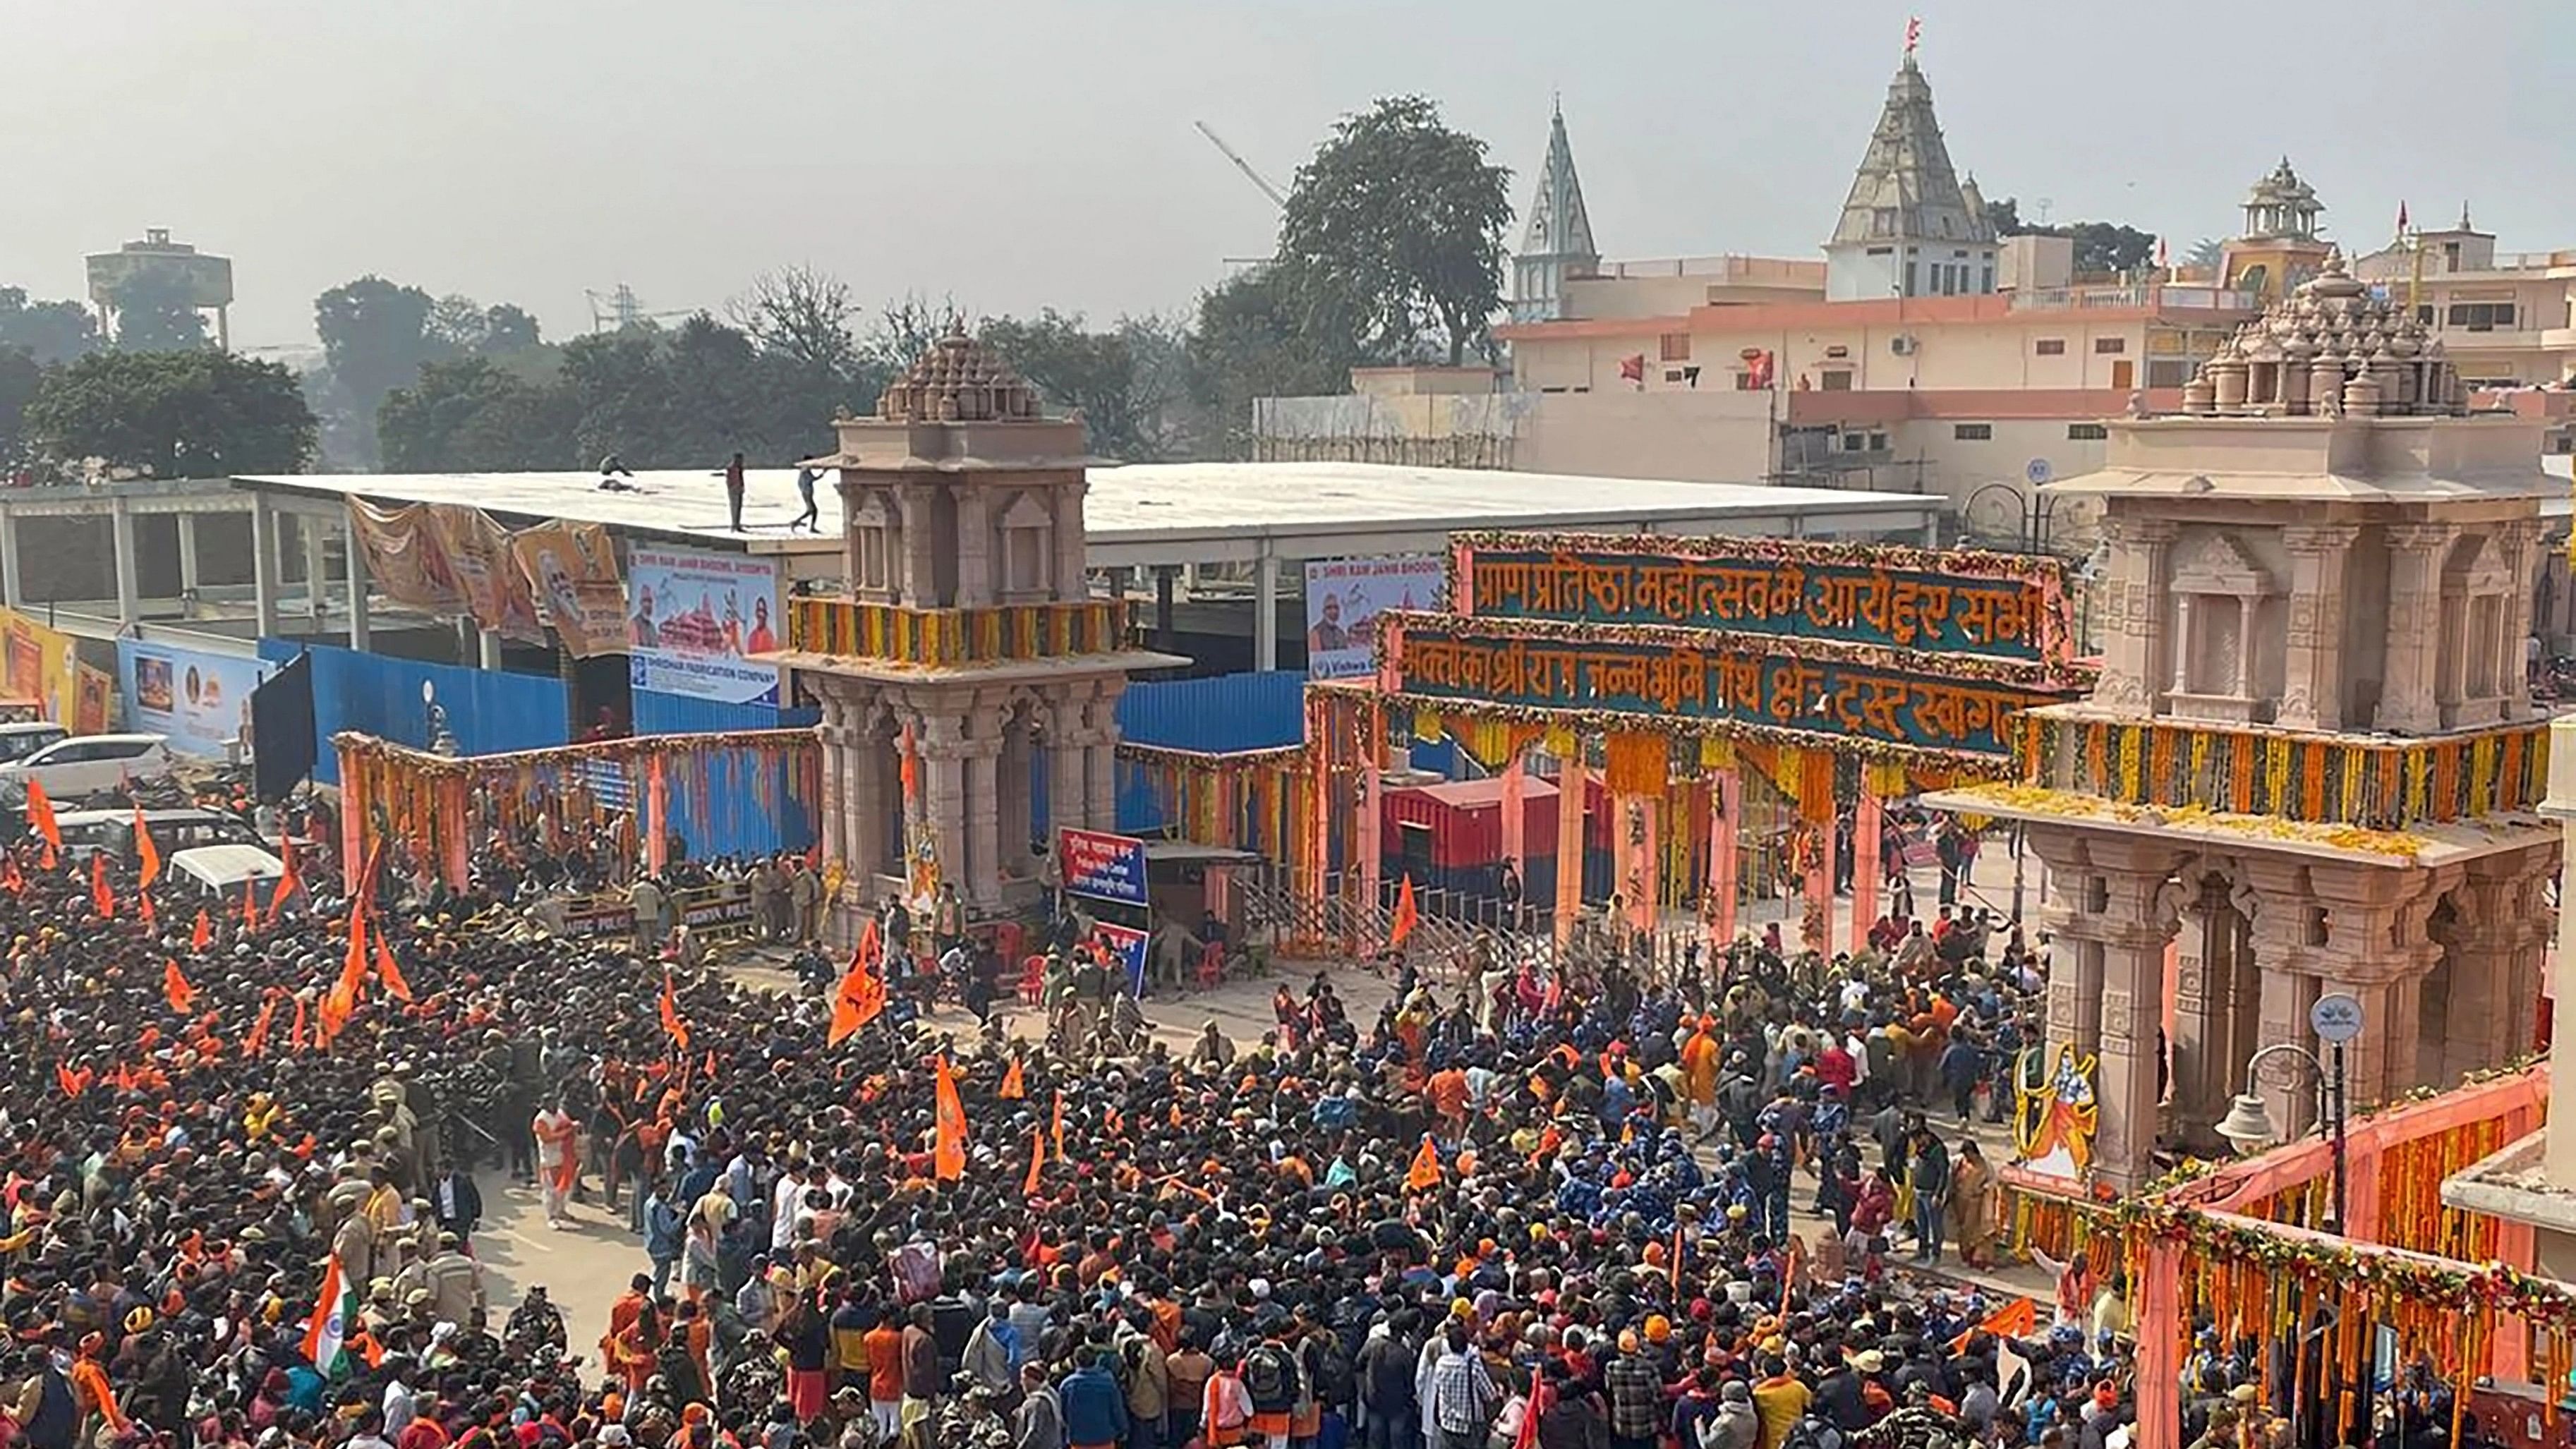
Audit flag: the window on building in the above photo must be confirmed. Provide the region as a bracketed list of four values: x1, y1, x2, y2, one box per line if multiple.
[2094, 337, 2128, 354]
[2416, 305, 2436, 326]
[997, 492, 1056, 599]
[1820, 370, 1854, 392]
[1659, 332, 1692, 362]
[2446, 302, 2517, 331]
[1953, 423, 1993, 441]
[850, 492, 897, 596]
[1868, 430, 1889, 451]
[2145, 360, 2194, 388]
[2034, 339, 2067, 356]
[1981, 266, 1994, 293]
[1841, 432, 1870, 453]
[2067, 423, 2109, 441]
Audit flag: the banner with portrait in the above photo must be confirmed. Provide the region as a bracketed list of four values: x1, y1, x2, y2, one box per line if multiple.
[1302, 554, 1444, 680]
[348, 499, 464, 617]
[510, 521, 629, 658]
[627, 545, 782, 705]
[119, 640, 272, 757]
[427, 506, 543, 642]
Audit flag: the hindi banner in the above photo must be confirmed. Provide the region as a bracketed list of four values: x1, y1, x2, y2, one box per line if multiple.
[1392, 619, 2072, 760]
[511, 521, 628, 658]
[1058, 826, 1149, 907]
[1457, 535, 2074, 672]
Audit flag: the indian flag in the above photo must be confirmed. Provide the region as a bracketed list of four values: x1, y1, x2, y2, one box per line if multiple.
[302, 1254, 359, 1373]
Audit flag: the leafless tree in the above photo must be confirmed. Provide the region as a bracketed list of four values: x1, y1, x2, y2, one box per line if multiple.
[728, 265, 861, 375]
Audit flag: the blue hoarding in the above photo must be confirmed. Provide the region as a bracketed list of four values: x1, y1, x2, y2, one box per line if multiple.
[119, 641, 273, 757]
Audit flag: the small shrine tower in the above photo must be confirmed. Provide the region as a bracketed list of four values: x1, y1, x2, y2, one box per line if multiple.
[772, 332, 1183, 931]
[2220, 157, 2335, 301]
[1822, 47, 1997, 301]
[1935, 254, 2560, 1192]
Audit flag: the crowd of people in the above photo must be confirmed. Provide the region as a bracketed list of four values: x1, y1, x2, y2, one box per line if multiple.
[0, 784, 2366, 1449]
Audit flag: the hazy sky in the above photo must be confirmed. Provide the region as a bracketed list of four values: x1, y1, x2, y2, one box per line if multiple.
[6, 0, 2572, 354]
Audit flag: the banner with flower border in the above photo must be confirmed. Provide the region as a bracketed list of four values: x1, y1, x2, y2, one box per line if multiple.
[1449, 531, 2079, 681]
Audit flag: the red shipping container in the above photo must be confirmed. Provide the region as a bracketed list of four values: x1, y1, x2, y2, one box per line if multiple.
[1382, 777, 1561, 870]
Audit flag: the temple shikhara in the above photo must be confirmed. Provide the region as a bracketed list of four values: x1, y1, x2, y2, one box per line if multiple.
[1937, 253, 2560, 1189]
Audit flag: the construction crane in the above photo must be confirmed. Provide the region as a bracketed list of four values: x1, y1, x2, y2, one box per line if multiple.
[583, 283, 695, 334]
[1194, 121, 1289, 212]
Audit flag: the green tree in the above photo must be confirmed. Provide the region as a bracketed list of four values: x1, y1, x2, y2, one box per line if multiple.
[25, 350, 315, 476]
[1187, 258, 1363, 456]
[315, 275, 436, 413]
[0, 348, 41, 466]
[978, 309, 1194, 462]
[1984, 198, 2160, 274]
[379, 356, 578, 471]
[0, 288, 101, 365]
[1278, 95, 1512, 365]
[107, 271, 208, 351]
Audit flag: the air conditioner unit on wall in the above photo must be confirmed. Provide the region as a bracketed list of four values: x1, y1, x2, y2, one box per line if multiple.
[1889, 335, 1918, 356]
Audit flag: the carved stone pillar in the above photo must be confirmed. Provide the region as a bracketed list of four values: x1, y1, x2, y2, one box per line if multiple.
[2277, 524, 2358, 729]
[2169, 885, 2253, 1147]
[918, 717, 969, 897]
[1082, 694, 1119, 830]
[964, 732, 1003, 906]
[2374, 523, 2457, 734]
[2500, 520, 2541, 721]
[1045, 688, 1086, 844]
[897, 483, 943, 605]
[2093, 515, 2180, 717]
[2092, 859, 2179, 1193]
[953, 491, 995, 608]
[1053, 482, 1090, 606]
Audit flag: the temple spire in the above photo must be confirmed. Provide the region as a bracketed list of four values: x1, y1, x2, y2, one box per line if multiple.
[1823, 50, 1996, 299]
[1510, 102, 1600, 323]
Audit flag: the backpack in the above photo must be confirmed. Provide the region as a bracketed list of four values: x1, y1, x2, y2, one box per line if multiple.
[1307, 1338, 1353, 1409]
[1242, 1342, 1295, 1409]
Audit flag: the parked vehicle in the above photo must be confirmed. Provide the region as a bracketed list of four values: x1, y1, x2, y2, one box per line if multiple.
[0, 733, 175, 806]
[166, 843, 286, 896]
[0, 721, 68, 768]
[40, 807, 263, 866]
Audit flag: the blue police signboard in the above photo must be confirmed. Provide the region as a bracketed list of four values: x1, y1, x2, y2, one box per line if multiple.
[1058, 826, 1149, 907]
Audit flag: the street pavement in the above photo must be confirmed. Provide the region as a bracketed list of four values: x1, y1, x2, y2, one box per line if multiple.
[480, 842, 2055, 1364]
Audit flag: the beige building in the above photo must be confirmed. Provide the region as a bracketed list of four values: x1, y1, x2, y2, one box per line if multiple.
[1935, 257, 2560, 1191]
[1254, 48, 2576, 550]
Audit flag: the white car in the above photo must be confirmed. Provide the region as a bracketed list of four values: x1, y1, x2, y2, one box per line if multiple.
[167, 842, 286, 897]
[0, 732, 176, 806]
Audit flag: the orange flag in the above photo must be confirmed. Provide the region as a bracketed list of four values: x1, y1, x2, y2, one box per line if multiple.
[241, 879, 258, 930]
[163, 959, 195, 1014]
[827, 919, 885, 1045]
[1405, 1136, 1441, 1192]
[1950, 1296, 2038, 1352]
[1051, 1089, 1065, 1158]
[658, 970, 690, 1052]
[1390, 875, 1420, 947]
[191, 908, 212, 951]
[267, 837, 300, 922]
[138, 892, 155, 930]
[288, 995, 309, 1052]
[998, 1056, 1026, 1100]
[1023, 1127, 1045, 1196]
[373, 933, 414, 1005]
[244, 997, 279, 1057]
[132, 806, 162, 890]
[24, 780, 59, 865]
[55, 1062, 85, 1098]
[89, 852, 113, 918]
[933, 1055, 967, 1183]
[1, 856, 20, 895]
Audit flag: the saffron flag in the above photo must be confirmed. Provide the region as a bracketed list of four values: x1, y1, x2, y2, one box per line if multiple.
[1390, 875, 1419, 947]
[241, 879, 258, 929]
[1406, 1136, 1441, 1192]
[659, 969, 690, 1052]
[827, 919, 885, 1045]
[1616, 353, 1646, 384]
[374, 934, 414, 1005]
[55, 1062, 84, 1098]
[132, 806, 161, 890]
[1950, 1296, 2038, 1352]
[245, 997, 279, 1057]
[302, 1254, 359, 1372]
[933, 1055, 967, 1182]
[1, 856, 20, 895]
[163, 959, 195, 1014]
[268, 837, 300, 921]
[1023, 1127, 1044, 1196]
[89, 852, 112, 919]
[1051, 1088, 1065, 1159]
[288, 995, 309, 1052]
[998, 1056, 1025, 1101]
[24, 780, 58, 865]
[138, 892, 155, 930]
